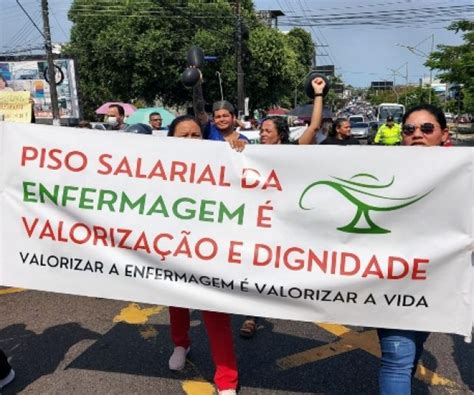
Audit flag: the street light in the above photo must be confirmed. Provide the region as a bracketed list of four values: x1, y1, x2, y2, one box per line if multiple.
[397, 34, 434, 104]
[388, 62, 408, 105]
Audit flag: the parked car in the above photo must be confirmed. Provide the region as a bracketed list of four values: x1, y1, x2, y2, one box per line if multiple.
[349, 114, 365, 124]
[456, 116, 470, 124]
[350, 122, 369, 139]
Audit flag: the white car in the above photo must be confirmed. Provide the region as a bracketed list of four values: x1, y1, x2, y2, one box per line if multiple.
[350, 122, 369, 139]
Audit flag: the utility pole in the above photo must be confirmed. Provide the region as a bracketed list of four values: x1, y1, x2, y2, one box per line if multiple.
[428, 34, 434, 105]
[388, 62, 408, 105]
[41, 0, 60, 125]
[235, 0, 245, 117]
[396, 34, 434, 104]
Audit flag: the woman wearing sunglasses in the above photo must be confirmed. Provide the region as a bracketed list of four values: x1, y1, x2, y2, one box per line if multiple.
[400, 104, 449, 147]
[377, 104, 449, 395]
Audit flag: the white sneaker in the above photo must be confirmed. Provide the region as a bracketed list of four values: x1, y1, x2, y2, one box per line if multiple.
[218, 390, 237, 395]
[168, 346, 190, 371]
[0, 369, 15, 389]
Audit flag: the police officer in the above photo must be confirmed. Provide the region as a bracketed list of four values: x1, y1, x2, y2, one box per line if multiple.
[374, 115, 402, 145]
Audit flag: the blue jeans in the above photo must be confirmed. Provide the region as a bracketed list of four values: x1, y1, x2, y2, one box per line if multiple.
[377, 329, 430, 395]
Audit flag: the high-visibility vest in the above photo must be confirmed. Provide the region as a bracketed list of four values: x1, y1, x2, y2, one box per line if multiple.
[374, 123, 402, 145]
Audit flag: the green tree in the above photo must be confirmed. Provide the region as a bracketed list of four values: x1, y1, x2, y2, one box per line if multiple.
[287, 28, 314, 68]
[399, 86, 440, 109]
[426, 20, 474, 114]
[64, 0, 315, 119]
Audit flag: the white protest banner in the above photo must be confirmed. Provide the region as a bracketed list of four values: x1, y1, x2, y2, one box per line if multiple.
[0, 122, 472, 336]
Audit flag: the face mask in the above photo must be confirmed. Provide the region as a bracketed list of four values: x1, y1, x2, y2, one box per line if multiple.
[107, 116, 118, 127]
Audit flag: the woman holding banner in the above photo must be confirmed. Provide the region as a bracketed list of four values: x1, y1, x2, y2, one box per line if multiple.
[166, 115, 242, 395]
[377, 103, 449, 395]
[239, 76, 327, 338]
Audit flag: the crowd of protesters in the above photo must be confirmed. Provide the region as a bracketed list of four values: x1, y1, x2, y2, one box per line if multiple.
[0, 67, 460, 395]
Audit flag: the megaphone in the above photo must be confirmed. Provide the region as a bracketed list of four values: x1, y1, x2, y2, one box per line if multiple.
[181, 67, 201, 88]
[187, 46, 204, 68]
[304, 72, 330, 99]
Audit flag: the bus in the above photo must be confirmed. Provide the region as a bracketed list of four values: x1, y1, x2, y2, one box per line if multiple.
[377, 103, 405, 123]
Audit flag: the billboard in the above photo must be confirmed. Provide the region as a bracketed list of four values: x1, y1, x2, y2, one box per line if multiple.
[0, 59, 79, 120]
[313, 65, 335, 78]
[370, 81, 394, 90]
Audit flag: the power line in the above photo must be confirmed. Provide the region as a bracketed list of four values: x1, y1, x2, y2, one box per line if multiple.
[15, 0, 45, 39]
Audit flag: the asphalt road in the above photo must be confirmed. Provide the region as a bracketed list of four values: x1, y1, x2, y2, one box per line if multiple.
[1, 287, 473, 394]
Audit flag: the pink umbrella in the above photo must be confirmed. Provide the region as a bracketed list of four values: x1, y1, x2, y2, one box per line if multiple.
[95, 102, 137, 116]
[267, 107, 289, 115]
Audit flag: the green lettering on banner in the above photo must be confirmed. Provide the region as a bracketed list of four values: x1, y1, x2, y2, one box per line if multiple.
[146, 195, 169, 217]
[23, 181, 38, 202]
[120, 193, 147, 214]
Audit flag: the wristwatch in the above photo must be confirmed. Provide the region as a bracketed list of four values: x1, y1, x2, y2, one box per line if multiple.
[314, 93, 324, 97]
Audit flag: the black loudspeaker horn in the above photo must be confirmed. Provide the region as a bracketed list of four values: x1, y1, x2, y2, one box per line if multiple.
[187, 46, 205, 68]
[304, 72, 330, 98]
[181, 67, 201, 88]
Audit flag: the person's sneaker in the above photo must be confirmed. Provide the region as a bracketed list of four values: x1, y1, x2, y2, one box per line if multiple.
[168, 346, 190, 371]
[218, 390, 237, 395]
[0, 368, 15, 390]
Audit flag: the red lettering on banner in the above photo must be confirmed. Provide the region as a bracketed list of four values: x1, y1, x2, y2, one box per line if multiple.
[241, 168, 282, 191]
[253, 243, 272, 266]
[362, 255, 384, 278]
[262, 170, 282, 191]
[340, 252, 360, 276]
[21, 146, 87, 172]
[21, 216, 38, 237]
[19, 216, 432, 281]
[228, 241, 243, 264]
[97, 154, 113, 175]
[241, 168, 260, 189]
[412, 258, 430, 280]
[387, 256, 410, 279]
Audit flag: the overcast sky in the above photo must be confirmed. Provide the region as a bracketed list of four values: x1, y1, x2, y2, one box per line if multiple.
[1, 0, 472, 87]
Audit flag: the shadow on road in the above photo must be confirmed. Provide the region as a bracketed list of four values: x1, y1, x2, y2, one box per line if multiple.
[68, 313, 385, 393]
[0, 323, 100, 394]
[452, 334, 474, 391]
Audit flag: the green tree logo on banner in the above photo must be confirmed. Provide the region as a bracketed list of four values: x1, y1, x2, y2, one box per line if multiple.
[299, 173, 432, 234]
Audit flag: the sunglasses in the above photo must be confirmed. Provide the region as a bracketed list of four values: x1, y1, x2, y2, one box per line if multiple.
[151, 118, 162, 122]
[402, 122, 435, 135]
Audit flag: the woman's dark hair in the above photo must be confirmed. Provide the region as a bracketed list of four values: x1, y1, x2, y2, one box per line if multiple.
[167, 115, 202, 136]
[261, 116, 290, 144]
[402, 104, 447, 129]
[330, 118, 348, 137]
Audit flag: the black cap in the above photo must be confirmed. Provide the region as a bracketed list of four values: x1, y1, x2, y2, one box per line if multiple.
[386, 115, 394, 122]
[124, 123, 153, 135]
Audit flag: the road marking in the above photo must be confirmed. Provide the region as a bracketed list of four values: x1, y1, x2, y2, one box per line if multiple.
[0, 287, 26, 295]
[277, 323, 459, 388]
[415, 364, 458, 387]
[182, 379, 215, 395]
[113, 303, 164, 325]
[110, 306, 218, 393]
[139, 325, 158, 340]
